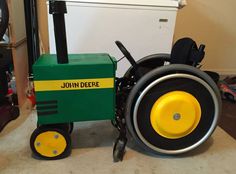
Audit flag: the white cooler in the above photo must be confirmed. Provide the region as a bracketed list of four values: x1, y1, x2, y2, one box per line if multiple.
[48, 0, 185, 77]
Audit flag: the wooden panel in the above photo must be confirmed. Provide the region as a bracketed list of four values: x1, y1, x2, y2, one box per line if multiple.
[37, 0, 49, 53]
[12, 41, 28, 106]
[3, 0, 29, 107]
[7, 0, 26, 44]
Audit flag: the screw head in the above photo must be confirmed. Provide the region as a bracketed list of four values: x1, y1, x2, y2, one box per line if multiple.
[53, 150, 58, 155]
[36, 142, 41, 147]
[173, 113, 181, 121]
[54, 134, 59, 139]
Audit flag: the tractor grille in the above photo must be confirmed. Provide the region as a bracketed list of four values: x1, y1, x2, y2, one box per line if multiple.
[36, 100, 58, 116]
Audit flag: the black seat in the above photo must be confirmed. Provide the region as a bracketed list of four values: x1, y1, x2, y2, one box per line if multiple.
[170, 37, 219, 83]
[170, 37, 205, 67]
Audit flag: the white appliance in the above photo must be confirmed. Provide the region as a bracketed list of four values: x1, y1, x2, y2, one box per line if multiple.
[48, 0, 185, 77]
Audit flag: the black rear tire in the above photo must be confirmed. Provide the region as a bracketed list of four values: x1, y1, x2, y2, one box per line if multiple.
[125, 64, 221, 155]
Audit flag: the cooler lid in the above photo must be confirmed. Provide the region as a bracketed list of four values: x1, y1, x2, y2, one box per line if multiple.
[65, 0, 180, 8]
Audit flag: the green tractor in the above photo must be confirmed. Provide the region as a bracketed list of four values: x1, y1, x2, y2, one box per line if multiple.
[30, 1, 221, 162]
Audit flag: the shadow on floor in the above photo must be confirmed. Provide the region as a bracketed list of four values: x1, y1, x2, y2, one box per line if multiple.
[70, 120, 215, 160]
[71, 121, 118, 149]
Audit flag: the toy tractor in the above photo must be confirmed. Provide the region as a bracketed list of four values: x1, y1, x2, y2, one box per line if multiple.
[30, 1, 221, 162]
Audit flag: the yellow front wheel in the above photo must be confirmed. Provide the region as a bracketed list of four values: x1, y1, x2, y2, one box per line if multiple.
[30, 126, 71, 160]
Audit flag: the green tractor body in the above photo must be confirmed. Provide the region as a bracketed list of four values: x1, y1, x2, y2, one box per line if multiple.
[33, 54, 117, 125]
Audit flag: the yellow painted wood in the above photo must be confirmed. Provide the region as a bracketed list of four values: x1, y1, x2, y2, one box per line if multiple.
[34, 131, 67, 158]
[150, 91, 201, 139]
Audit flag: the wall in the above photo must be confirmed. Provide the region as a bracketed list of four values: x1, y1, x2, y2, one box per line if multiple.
[8, 0, 26, 43]
[8, 0, 28, 106]
[37, 0, 236, 75]
[37, 0, 49, 53]
[174, 0, 236, 75]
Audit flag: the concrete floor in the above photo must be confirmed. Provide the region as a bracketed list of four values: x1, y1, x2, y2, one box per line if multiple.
[1, 104, 236, 174]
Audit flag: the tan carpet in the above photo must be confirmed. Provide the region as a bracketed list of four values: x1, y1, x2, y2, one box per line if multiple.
[1, 105, 236, 174]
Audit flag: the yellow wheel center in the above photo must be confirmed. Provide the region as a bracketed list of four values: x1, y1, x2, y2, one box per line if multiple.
[34, 131, 67, 157]
[150, 91, 201, 139]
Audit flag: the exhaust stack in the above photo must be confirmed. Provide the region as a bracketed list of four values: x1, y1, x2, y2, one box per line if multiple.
[49, 0, 69, 64]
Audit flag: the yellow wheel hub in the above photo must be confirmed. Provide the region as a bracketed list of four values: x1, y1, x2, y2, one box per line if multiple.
[150, 91, 201, 139]
[34, 131, 67, 158]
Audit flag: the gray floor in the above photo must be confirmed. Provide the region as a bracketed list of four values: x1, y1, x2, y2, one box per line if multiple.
[1, 103, 236, 174]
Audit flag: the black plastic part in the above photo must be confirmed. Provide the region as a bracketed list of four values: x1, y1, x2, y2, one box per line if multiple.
[190, 44, 205, 67]
[115, 41, 137, 68]
[197, 44, 205, 63]
[68, 122, 74, 134]
[124, 54, 171, 80]
[199, 44, 205, 52]
[0, 70, 8, 100]
[49, 1, 67, 14]
[115, 41, 146, 79]
[113, 137, 127, 162]
[112, 114, 128, 162]
[49, 1, 69, 64]
[113, 78, 128, 162]
[24, 0, 40, 73]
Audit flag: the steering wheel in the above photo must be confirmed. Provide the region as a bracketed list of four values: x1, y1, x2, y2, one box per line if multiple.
[0, 0, 9, 40]
[115, 41, 137, 68]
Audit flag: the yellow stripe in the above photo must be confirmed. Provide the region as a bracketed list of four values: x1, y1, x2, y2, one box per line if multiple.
[34, 78, 114, 92]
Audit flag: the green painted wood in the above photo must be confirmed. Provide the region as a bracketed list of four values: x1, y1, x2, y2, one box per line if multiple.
[33, 54, 117, 125]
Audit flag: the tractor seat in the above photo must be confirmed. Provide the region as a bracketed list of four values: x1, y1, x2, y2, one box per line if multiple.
[170, 37, 205, 67]
[170, 38, 219, 83]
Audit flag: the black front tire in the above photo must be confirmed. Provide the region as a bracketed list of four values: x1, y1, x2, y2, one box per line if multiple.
[30, 126, 71, 160]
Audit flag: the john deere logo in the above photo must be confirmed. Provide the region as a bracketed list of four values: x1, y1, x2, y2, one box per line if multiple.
[34, 78, 114, 92]
[61, 82, 100, 89]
